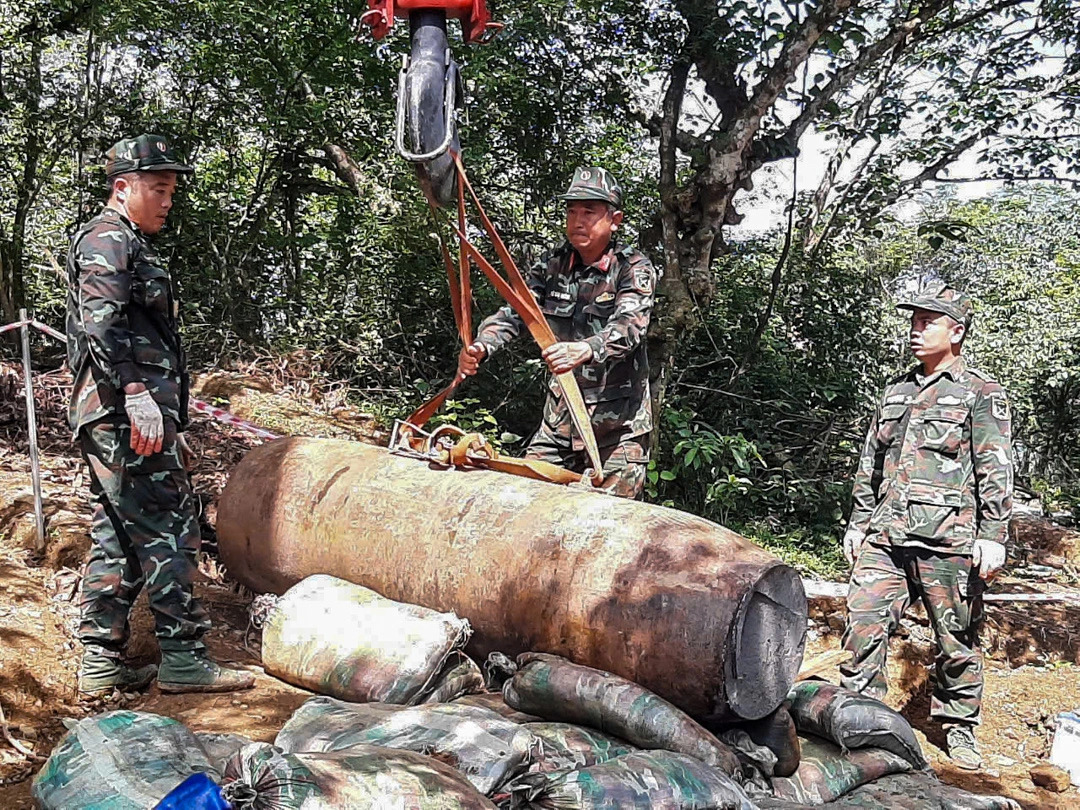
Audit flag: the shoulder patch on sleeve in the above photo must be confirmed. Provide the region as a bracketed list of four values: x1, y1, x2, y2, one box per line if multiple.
[627, 256, 656, 295]
[990, 392, 1009, 421]
[633, 267, 653, 295]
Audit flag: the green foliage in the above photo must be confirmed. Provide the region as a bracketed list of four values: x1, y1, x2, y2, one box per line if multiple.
[3, 1, 1080, 582]
[427, 397, 521, 452]
[652, 186, 1080, 571]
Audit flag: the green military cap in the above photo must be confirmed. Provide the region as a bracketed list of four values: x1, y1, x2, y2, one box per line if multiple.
[897, 280, 973, 328]
[105, 134, 194, 178]
[559, 167, 623, 208]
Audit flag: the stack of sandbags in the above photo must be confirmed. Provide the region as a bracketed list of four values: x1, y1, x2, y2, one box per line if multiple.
[784, 681, 927, 771]
[503, 653, 743, 777]
[525, 723, 637, 773]
[503, 750, 757, 809]
[769, 736, 913, 805]
[497, 653, 760, 808]
[756, 682, 1021, 808]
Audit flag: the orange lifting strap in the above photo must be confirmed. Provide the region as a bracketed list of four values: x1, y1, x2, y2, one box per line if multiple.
[393, 153, 605, 486]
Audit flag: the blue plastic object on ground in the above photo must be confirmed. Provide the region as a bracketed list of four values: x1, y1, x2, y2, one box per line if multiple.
[154, 772, 231, 809]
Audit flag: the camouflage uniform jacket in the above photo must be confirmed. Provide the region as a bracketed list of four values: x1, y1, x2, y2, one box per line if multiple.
[475, 240, 656, 449]
[850, 357, 1013, 554]
[65, 207, 189, 433]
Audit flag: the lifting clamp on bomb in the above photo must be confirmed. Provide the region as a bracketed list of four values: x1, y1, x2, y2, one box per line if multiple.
[360, 0, 503, 209]
[391, 154, 607, 487]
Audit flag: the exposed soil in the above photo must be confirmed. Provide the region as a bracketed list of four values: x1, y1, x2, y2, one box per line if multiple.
[806, 579, 1080, 809]
[1, 361, 1078, 807]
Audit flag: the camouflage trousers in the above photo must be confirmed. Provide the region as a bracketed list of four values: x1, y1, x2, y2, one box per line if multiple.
[840, 542, 984, 726]
[525, 427, 649, 500]
[77, 418, 210, 652]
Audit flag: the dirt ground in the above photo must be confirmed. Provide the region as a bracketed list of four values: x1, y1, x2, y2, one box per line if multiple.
[1, 362, 1079, 808]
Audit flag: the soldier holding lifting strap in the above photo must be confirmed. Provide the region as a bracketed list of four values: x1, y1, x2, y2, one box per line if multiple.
[458, 167, 657, 499]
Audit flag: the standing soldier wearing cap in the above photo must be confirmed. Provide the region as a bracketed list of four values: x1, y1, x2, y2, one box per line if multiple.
[65, 134, 254, 695]
[457, 167, 657, 498]
[839, 281, 1013, 770]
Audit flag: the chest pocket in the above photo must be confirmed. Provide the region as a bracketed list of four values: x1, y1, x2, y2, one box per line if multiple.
[580, 275, 618, 323]
[540, 276, 576, 318]
[921, 407, 967, 456]
[133, 261, 173, 315]
[876, 403, 908, 445]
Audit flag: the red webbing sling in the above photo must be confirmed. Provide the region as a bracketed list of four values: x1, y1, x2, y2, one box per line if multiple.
[399, 153, 604, 485]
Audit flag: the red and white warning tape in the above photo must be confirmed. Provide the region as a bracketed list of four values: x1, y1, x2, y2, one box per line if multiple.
[189, 399, 281, 440]
[2, 317, 282, 441]
[0, 319, 29, 336]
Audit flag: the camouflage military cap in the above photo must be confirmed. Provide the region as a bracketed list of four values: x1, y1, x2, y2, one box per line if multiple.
[559, 167, 623, 208]
[897, 281, 973, 328]
[105, 134, 194, 178]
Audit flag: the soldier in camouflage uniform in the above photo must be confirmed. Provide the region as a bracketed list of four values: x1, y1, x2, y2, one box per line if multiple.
[457, 167, 656, 498]
[66, 134, 253, 695]
[840, 282, 1012, 770]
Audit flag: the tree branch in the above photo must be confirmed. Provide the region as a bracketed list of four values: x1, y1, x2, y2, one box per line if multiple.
[932, 174, 1080, 188]
[632, 109, 707, 156]
[847, 65, 1080, 228]
[783, 5, 937, 147]
[801, 41, 903, 243]
[730, 0, 855, 157]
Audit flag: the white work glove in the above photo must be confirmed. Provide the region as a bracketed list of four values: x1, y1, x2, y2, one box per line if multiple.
[843, 526, 867, 565]
[972, 539, 1007, 581]
[124, 389, 164, 457]
[177, 433, 195, 471]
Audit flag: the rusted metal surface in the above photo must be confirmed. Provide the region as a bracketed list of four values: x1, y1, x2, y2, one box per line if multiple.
[216, 437, 808, 722]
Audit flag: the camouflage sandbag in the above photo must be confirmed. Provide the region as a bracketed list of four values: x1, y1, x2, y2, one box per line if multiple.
[786, 681, 927, 770]
[503, 652, 740, 775]
[524, 722, 637, 773]
[221, 742, 496, 809]
[261, 574, 470, 704]
[816, 772, 1021, 809]
[33, 711, 215, 809]
[770, 735, 912, 805]
[423, 651, 486, 703]
[454, 691, 542, 723]
[756, 772, 1021, 809]
[274, 696, 535, 794]
[504, 750, 756, 809]
[195, 732, 254, 775]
